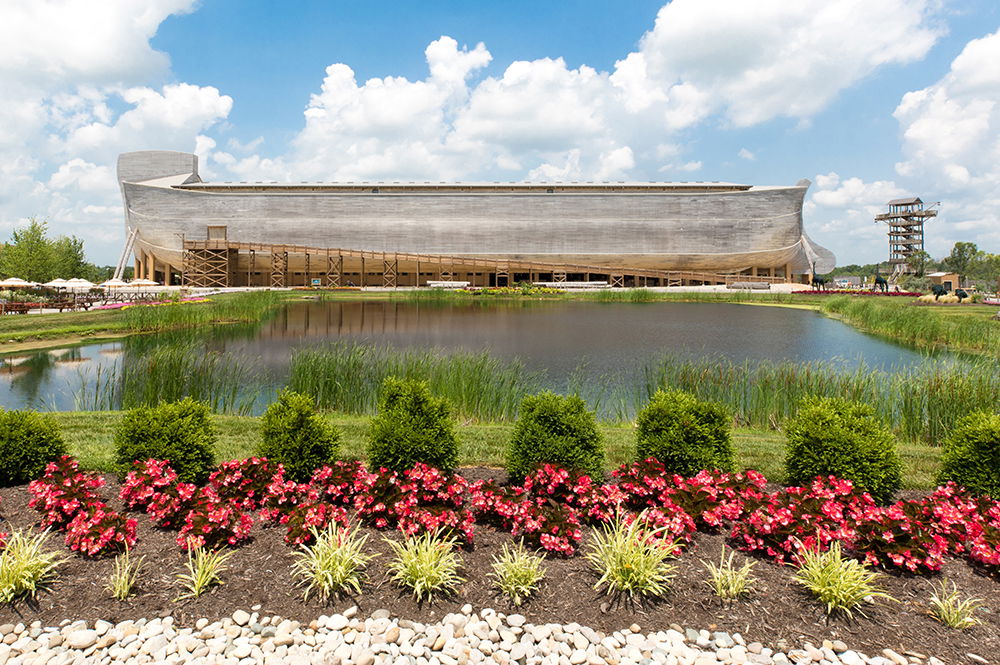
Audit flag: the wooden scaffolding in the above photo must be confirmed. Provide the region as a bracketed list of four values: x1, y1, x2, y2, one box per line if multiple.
[875, 197, 937, 276]
[180, 239, 791, 289]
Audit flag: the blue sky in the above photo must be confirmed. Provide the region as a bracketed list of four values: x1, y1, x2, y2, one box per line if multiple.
[2, 1, 999, 266]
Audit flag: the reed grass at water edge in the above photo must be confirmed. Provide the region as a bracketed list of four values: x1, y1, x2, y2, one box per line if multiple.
[121, 291, 284, 331]
[288, 342, 542, 422]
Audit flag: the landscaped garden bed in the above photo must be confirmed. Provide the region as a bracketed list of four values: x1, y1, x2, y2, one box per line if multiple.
[0, 382, 998, 664]
[1, 459, 997, 664]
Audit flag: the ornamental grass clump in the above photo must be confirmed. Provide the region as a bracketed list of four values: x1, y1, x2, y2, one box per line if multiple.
[703, 546, 756, 600]
[107, 547, 144, 600]
[386, 529, 464, 602]
[490, 542, 546, 606]
[114, 398, 216, 484]
[258, 390, 340, 482]
[938, 410, 1000, 499]
[635, 389, 735, 476]
[506, 391, 604, 482]
[586, 512, 680, 600]
[784, 396, 902, 503]
[0, 529, 63, 603]
[175, 542, 233, 600]
[793, 541, 893, 618]
[291, 522, 377, 602]
[0, 409, 67, 487]
[367, 377, 459, 474]
[928, 578, 984, 630]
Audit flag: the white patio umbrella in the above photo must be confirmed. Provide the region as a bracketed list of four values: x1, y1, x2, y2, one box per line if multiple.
[99, 278, 129, 289]
[43, 278, 69, 288]
[64, 278, 95, 290]
[0, 277, 38, 288]
[130, 278, 160, 287]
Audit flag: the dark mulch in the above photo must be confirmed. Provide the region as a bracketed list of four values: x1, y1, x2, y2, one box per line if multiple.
[1, 469, 998, 664]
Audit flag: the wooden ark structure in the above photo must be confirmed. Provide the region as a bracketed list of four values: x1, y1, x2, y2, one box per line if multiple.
[117, 151, 835, 288]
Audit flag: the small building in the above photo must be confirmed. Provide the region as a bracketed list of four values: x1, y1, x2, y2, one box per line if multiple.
[927, 272, 960, 291]
[835, 276, 862, 288]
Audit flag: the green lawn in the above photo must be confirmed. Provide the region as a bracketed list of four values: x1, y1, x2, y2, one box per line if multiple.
[51, 411, 942, 490]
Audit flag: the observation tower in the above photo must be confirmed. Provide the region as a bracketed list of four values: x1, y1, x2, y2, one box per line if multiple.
[875, 197, 937, 276]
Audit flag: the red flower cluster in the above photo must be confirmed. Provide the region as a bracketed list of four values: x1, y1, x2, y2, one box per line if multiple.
[614, 461, 767, 529]
[732, 476, 873, 564]
[177, 485, 256, 550]
[207, 458, 279, 512]
[120, 458, 266, 549]
[731, 477, 1000, 573]
[28, 456, 137, 556]
[355, 463, 476, 545]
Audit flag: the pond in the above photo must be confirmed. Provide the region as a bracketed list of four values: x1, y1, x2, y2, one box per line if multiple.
[0, 299, 946, 415]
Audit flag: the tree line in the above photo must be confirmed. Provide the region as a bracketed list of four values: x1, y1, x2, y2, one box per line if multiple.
[829, 241, 1000, 288]
[0, 218, 122, 283]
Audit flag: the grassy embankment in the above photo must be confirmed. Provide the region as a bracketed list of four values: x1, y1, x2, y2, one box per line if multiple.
[52, 411, 941, 490]
[0, 290, 288, 351]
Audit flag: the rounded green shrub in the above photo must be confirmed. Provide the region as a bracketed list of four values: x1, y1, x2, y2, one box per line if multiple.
[0, 410, 67, 486]
[367, 377, 458, 474]
[113, 398, 216, 484]
[784, 396, 902, 503]
[635, 389, 735, 475]
[506, 392, 603, 481]
[938, 410, 1000, 498]
[258, 390, 339, 482]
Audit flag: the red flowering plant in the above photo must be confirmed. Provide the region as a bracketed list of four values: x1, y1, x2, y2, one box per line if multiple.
[309, 461, 372, 504]
[851, 499, 949, 573]
[259, 477, 310, 523]
[28, 456, 137, 556]
[355, 463, 476, 545]
[177, 486, 255, 549]
[968, 499, 1000, 567]
[64, 503, 137, 556]
[28, 456, 107, 530]
[145, 481, 199, 528]
[207, 457, 282, 512]
[469, 475, 584, 556]
[119, 459, 179, 511]
[282, 502, 349, 546]
[731, 476, 875, 564]
[612, 460, 767, 530]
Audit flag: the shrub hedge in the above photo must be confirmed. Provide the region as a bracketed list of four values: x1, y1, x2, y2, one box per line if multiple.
[635, 389, 735, 476]
[506, 392, 604, 481]
[784, 396, 902, 503]
[113, 398, 216, 484]
[0, 410, 67, 486]
[367, 377, 459, 474]
[258, 390, 339, 482]
[938, 410, 1000, 498]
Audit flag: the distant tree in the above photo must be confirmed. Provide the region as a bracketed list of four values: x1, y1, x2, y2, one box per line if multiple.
[941, 242, 981, 282]
[0, 218, 104, 283]
[907, 250, 934, 277]
[0, 219, 54, 282]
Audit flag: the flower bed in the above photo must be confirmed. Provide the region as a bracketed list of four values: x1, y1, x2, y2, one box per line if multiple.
[21, 456, 977, 576]
[790, 289, 923, 297]
[4, 460, 1000, 661]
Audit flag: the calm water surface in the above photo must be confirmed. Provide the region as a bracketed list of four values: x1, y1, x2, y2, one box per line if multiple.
[0, 300, 942, 412]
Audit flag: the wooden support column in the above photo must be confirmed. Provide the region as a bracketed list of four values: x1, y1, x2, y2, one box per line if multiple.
[360, 256, 366, 288]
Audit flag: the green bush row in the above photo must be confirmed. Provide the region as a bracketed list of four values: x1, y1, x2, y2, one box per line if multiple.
[0, 384, 997, 502]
